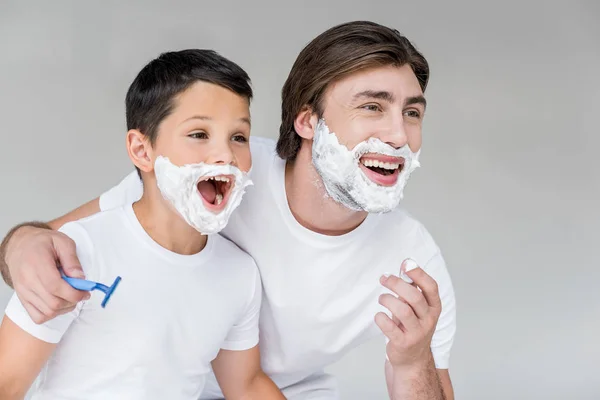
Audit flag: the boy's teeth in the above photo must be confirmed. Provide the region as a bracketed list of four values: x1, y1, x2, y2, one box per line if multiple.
[215, 193, 223, 205]
[209, 176, 230, 182]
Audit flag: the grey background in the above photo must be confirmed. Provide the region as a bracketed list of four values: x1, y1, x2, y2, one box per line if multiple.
[1, 1, 598, 399]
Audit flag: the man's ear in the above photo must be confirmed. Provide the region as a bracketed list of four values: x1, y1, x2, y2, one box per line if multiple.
[126, 130, 154, 173]
[293, 106, 320, 140]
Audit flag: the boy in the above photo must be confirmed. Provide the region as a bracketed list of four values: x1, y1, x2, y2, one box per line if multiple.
[0, 49, 285, 400]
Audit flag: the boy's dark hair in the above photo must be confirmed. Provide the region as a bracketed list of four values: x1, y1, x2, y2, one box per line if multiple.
[126, 49, 253, 145]
[277, 21, 429, 161]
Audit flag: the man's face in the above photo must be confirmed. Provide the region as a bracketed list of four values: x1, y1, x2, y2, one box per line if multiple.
[310, 64, 426, 213]
[320, 64, 425, 169]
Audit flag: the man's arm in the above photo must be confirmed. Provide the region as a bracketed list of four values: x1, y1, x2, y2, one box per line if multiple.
[0, 315, 57, 399]
[0, 198, 100, 322]
[212, 345, 285, 400]
[385, 361, 453, 400]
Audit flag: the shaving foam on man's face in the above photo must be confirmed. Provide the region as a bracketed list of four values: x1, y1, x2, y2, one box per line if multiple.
[154, 156, 253, 234]
[311, 119, 421, 213]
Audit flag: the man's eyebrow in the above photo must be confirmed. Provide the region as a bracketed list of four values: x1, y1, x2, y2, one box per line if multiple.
[352, 90, 396, 103]
[404, 95, 427, 109]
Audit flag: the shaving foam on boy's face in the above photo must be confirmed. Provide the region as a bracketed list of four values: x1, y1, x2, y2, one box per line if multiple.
[154, 156, 253, 234]
[311, 119, 421, 213]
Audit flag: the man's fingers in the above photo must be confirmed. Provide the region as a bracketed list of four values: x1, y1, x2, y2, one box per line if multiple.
[51, 233, 84, 279]
[14, 287, 49, 324]
[31, 278, 85, 314]
[379, 294, 420, 332]
[375, 312, 404, 342]
[380, 274, 429, 319]
[34, 244, 89, 305]
[19, 288, 59, 323]
[22, 301, 48, 325]
[404, 266, 442, 310]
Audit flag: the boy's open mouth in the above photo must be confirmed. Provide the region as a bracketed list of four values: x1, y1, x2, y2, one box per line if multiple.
[197, 175, 234, 212]
[358, 154, 404, 186]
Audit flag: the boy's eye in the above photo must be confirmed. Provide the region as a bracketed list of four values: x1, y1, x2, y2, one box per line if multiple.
[232, 134, 248, 143]
[188, 132, 208, 139]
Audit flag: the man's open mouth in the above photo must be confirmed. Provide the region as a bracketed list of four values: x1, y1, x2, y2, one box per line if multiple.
[358, 155, 404, 186]
[197, 175, 234, 211]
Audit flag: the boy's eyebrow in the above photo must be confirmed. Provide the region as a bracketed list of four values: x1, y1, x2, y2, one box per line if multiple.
[182, 115, 251, 125]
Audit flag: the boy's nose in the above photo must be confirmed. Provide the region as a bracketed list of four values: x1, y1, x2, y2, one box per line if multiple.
[206, 142, 234, 165]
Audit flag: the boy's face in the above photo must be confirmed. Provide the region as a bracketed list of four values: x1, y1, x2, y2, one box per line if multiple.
[152, 81, 252, 172]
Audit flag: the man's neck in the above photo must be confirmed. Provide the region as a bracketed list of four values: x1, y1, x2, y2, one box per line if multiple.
[133, 179, 207, 255]
[284, 145, 368, 236]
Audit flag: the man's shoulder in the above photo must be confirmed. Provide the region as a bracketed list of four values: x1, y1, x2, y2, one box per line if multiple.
[380, 207, 441, 254]
[249, 136, 278, 164]
[210, 234, 258, 274]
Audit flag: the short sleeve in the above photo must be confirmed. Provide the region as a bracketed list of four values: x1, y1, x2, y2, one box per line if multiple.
[422, 251, 457, 369]
[99, 171, 143, 211]
[4, 222, 95, 344]
[220, 267, 262, 351]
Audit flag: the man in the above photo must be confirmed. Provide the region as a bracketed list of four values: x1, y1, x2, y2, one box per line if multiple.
[0, 21, 456, 399]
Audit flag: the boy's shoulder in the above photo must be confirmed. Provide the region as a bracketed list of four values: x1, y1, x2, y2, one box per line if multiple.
[59, 207, 128, 246]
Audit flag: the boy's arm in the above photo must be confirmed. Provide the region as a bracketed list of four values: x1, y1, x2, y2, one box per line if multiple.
[0, 221, 93, 398]
[0, 315, 57, 399]
[212, 346, 285, 400]
[212, 264, 284, 399]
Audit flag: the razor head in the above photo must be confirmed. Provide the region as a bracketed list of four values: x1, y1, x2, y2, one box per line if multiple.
[100, 276, 122, 308]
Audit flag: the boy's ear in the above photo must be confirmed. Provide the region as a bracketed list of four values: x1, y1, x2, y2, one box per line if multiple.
[294, 106, 319, 140]
[126, 130, 153, 173]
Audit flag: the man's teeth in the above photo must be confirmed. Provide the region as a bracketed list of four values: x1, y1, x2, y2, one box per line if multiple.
[360, 159, 400, 170]
[215, 193, 223, 205]
[208, 176, 230, 182]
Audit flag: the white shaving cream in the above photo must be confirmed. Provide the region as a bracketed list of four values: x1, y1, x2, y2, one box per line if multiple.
[154, 156, 253, 234]
[311, 119, 421, 213]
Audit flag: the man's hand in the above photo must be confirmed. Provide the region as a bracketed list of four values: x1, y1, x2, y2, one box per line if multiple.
[375, 259, 447, 399]
[1, 224, 89, 324]
[376, 259, 441, 369]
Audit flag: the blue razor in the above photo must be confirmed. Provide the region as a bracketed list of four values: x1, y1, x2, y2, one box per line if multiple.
[60, 270, 122, 308]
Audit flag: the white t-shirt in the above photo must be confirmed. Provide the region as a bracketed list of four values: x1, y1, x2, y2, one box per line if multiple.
[99, 137, 457, 400]
[4, 203, 262, 400]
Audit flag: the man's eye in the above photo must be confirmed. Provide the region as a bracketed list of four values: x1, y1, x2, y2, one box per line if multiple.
[403, 110, 421, 119]
[361, 104, 382, 112]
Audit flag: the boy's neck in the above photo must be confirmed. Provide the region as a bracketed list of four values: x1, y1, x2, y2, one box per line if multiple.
[133, 177, 208, 255]
[284, 144, 368, 236]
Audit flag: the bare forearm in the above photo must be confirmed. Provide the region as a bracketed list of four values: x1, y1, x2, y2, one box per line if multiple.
[386, 357, 446, 400]
[0, 198, 100, 289]
[242, 371, 286, 400]
[0, 222, 51, 288]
